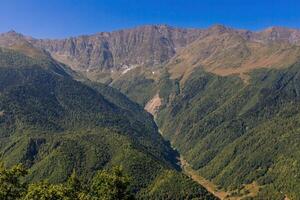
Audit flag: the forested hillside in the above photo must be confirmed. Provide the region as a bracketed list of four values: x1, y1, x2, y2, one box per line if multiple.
[96, 25, 300, 200]
[1, 24, 300, 199]
[0, 47, 217, 199]
[156, 64, 300, 199]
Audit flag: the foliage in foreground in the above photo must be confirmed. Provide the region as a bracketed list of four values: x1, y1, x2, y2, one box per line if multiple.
[0, 163, 218, 200]
[0, 164, 134, 200]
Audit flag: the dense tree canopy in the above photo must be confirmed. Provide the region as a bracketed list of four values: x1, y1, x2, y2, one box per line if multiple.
[0, 48, 216, 200]
[0, 164, 135, 200]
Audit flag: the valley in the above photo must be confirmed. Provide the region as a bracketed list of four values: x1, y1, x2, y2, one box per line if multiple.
[157, 118, 259, 200]
[0, 24, 300, 199]
[180, 155, 261, 200]
[179, 157, 229, 199]
[0, 39, 218, 199]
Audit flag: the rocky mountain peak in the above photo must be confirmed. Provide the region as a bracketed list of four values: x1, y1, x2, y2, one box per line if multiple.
[0, 30, 26, 44]
[0, 30, 49, 59]
[3, 29, 19, 35]
[255, 26, 300, 44]
[208, 24, 231, 33]
[2, 24, 300, 83]
[28, 25, 203, 72]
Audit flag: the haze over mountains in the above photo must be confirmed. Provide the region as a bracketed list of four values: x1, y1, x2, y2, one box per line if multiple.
[0, 24, 300, 199]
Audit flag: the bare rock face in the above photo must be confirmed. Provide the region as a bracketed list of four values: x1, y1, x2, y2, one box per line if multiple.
[255, 27, 300, 44]
[28, 25, 300, 73]
[1, 25, 300, 82]
[30, 25, 203, 71]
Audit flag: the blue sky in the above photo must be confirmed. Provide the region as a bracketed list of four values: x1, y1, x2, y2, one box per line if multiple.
[0, 0, 299, 38]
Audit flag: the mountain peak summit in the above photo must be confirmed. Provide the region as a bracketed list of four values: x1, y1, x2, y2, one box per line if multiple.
[1, 30, 24, 38]
[208, 24, 232, 33]
[7, 29, 17, 34]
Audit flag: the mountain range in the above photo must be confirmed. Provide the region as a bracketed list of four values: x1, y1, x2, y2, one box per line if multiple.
[0, 24, 300, 199]
[2, 25, 300, 82]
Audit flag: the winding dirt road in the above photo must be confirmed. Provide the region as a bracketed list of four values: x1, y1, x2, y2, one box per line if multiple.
[180, 157, 229, 200]
[180, 157, 261, 200]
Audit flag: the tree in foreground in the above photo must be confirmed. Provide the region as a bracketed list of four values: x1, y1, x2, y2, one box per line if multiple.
[0, 163, 134, 200]
[91, 166, 135, 200]
[23, 181, 69, 200]
[0, 163, 27, 200]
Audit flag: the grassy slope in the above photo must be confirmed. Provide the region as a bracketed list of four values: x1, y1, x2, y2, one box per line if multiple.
[0, 47, 216, 199]
[156, 65, 300, 199]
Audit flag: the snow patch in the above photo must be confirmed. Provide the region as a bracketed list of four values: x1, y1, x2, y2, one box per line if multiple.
[121, 65, 138, 74]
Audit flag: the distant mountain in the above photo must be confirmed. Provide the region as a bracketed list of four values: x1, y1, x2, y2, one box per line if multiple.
[248, 26, 300, 45]
[2, 25, 300, 84]
[1, 24, 300, 199]
[0, 44, 216, 199]
[0, 30, 48, 58]
[167, 25, 300, 83]
[108, 25, 300, 106]
[28, 25, 202, 81]
[61, 25, 300, 199]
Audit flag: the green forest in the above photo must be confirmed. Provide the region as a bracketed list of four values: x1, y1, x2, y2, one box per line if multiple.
[0, 163, 134, 200]
[2, 22, 300, 199]
[156, 66, 300, 199]
[0, 163, 218, 200]
[0, 47, 217, 199]
[114, 61, 300, 199]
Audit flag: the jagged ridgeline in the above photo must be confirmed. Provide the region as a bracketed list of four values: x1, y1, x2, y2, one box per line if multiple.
[0, 47, 217, 199]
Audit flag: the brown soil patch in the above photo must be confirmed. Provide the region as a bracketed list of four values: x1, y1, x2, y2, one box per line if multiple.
[284, 195, 291, 200]
[241, 182, 260, 199]
[144, 94, 162, 116]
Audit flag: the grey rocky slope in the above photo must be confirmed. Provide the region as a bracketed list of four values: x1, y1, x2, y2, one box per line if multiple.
[29, 25, 203, 71]
[1, 25, 300, 81]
